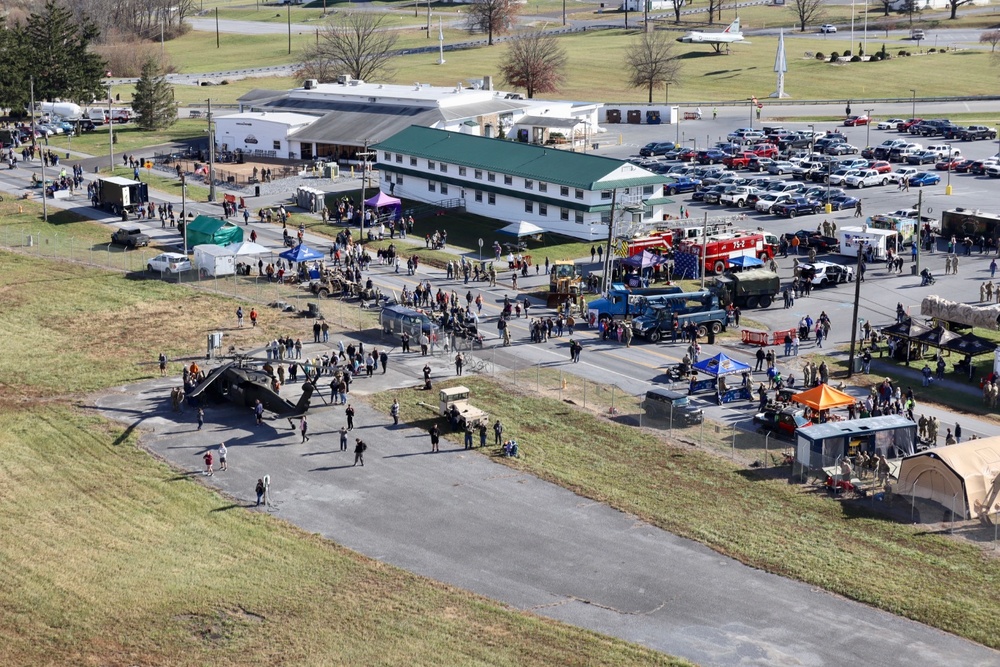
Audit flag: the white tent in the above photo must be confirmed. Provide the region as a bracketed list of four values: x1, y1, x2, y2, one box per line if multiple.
[498, 220, 544, 238]
[227, 241, 270, 256]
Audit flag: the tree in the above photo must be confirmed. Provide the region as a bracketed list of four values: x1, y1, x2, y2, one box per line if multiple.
[0, 26, 30, 114]
[948, 0, 973, 19]
[791, 0, 825, 31]
[23, 0, 107, 104]
[132, 59, 178, 131]
[625, 30, 682, 104]
[877, 0, 893, 16]
[498, 31, 567, 99]
[981, 29, 1000, 52]
[300, 12, 398, 83]
[467, 0, 520, 46]
[670, 0, 686, 24]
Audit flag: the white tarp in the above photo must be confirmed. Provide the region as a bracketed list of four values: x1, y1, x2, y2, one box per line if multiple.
[498, 220, 544, 237]
[226, 241, 270, 256]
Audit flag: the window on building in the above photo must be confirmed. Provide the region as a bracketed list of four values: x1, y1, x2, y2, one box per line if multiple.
[560, 208, 569, 221]
[539, 203, 547, 216]
[474, 190, 483, 202]
[575, 212, 584, 224]
[475, 169, 482, 179]
[410, 157, 417, 166]
[504, 175, 513, 186]
[601, 211, 612, 225]
[487, 172, 496, 182]
[383, 151, 391, 161]
[395, 154, 403, 163]
[643, 184, 655, 195]
[600, 190, 612, 200]
[575, 189, 584, 200]
[459, 167, 466, 176]
[428, 182, 436, 192]
[385, 173, 391, 182]
[440, 164, 448, 173]
[440, 183, 448, 195]
[538, 182, 548, 193]
[488, 193, 496, 205]
[273, 141, 281, 150]
[428, 160, 436, 170]
[524, 201, 533, 213]
[397, 175, 404, 185]
[560, 186, 569, 197]
[525, 179, 534, 190]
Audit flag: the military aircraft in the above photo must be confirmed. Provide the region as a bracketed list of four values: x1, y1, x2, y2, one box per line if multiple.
[676, 18, 749, 54]
[187, 356, 317, 427]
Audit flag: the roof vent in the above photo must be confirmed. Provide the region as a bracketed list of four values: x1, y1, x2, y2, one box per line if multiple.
[414, 82, 421, 90]
[303, 79, 317, 90]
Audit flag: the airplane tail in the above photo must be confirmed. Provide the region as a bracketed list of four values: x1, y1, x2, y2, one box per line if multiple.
[725, 17, 740, 34]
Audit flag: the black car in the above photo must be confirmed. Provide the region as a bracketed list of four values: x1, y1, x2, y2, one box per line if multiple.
[639, 141, 677, 157]
[784, 230, 840, 252]
[691, 184, 727, 202]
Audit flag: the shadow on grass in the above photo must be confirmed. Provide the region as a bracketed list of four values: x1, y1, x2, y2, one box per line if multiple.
[210, 503, 245, 513]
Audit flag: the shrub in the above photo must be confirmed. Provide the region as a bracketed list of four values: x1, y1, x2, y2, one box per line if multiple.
[829, 51, 840, 61]
[928, 47, 937, 53]
[815, 52, 825, 60]
[843, 49, 852, 57]
[851, 55, 862, 62]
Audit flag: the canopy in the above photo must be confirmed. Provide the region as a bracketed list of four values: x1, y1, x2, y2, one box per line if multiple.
[621, 250, 669, 269]
[365, 191, 401, 209]
[279, 244, 325, 263]
[227, 241, 270, 256]
[184, 215, 244, 251]
[692, 352, 750, 377]
[728, 255, 764, 268]
[897, 438, 1000, 520]
[791, 383, 856, 411]
[498, 220, 544, 237]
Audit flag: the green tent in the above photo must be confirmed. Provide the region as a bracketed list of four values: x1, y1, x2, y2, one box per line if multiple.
[184, 215, 244, 251]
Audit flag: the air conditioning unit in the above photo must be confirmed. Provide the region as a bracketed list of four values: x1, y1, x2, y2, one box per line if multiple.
[336, 74, 351, 85]
[303, 79, 318, 90]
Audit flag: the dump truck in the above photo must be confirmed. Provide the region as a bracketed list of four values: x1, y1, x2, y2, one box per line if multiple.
[630, 291, 727, 343]
[712, 269, 780, 309]
[95, 176, 148, 216]
[586, 283, 683, 321]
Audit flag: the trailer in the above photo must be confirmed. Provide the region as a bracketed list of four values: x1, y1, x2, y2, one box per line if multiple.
[193, 244, 237, 277]
[713, 269, 780, 309]
[95, 176, 148, 216]
[836, 226, 899, 261]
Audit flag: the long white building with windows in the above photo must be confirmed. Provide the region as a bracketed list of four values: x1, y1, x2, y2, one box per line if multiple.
[373, 126, 672, 241]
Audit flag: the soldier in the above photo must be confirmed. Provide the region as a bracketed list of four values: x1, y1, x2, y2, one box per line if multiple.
[988, 282, 995, 302]
[981, 282, 987, 302]
[918, 414, 927, 441]
[927, 416, 939, 444]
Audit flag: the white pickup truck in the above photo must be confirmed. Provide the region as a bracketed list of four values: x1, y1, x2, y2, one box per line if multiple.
[844, 169, 890, 188]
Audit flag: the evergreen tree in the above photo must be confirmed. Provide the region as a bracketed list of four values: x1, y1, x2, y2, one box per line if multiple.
[132, 60, 178, 131]
[24, 0, 106, 104]
[0, 27, 30, 114]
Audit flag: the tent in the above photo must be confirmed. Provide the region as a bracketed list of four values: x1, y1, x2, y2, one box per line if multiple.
[621, 250, 668, 270]
[896, 438, 1000, 520]
[791, 384, 856, 411]
[184, 215, 244, 251]
[364, 191, 402, 220]
[279, 244, 325, 263]
[692, 352, 750, 377]
[728, 255, 764, 269]
[498, 220, 544, 238]
[227, 241, 270, 256]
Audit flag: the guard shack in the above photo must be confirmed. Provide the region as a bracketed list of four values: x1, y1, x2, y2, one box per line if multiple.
[793, 415, 917, 480]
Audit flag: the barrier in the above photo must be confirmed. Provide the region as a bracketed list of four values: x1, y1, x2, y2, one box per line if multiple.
[742, 327, 797, 346]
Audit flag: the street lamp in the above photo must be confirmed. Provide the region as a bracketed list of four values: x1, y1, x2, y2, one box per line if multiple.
[808, 124, 815, 156]
[864, 108, 874, 148]
[910, 89, 916, 121]
[946, 141, 954, 195]
[206, 98, 216, 203]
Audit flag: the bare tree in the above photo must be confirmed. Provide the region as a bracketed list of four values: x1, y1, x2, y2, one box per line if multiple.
[625, 30, 682, 104]
[670, 0, 686, 24]
[791, 0, 825, 32]
[706, 0, 722, 25]
[466, 0, 520, 46]
[947, 0, 973, 19]
[300, 12, 398, 83]
[498, 31, 567, 99]
[981, 29, 1000, 52]
[877, 0, 893, 16]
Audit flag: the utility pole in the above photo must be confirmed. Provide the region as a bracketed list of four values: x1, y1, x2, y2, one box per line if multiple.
[182, 174, 188, 253]
[216, 7, 220, 49]
[700, 212, 709, 289]
[427, 0, 431, 37]
[602, 188, 618, 292]
[287, 3, 291, 55]
[846, 241, 865, 378]
[207, 99, 216, 203]
[357, 140, 376, 231]
[30, 77, 47, 223]
[914, 189, 923, 273]
[108, 82, 114, 172]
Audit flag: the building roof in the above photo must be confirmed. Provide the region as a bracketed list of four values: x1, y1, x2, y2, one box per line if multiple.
[290, 107, 443, 145]
[238, 89, 287, 104]
[374, 126, 665, 191]
[514, 115, 582, 129]
[220, 111, 319, 127]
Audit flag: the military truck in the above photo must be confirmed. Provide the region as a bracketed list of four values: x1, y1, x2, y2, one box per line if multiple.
[95, 176, 148, 216]
[712, 269, 780, 309]
[631, 291, 727, 342]
[439, 386, 490, 430]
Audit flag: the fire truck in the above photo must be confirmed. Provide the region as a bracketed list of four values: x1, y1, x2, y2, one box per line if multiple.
[681, 231, 780, 275]
[621, 221, 736, 256]
[621, 231, 672, 257]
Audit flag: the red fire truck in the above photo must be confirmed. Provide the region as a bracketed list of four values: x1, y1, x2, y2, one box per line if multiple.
[622, 231, 672, 257]
[681, 231, 780, 275]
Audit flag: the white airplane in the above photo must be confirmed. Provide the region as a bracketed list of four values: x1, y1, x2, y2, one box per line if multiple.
[676, 18, 749, 54]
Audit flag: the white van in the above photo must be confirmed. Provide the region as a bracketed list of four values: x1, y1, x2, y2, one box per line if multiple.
[87, 108, 109, 125]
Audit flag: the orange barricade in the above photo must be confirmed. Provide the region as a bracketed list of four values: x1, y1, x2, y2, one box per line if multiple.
[770, 328, 798, 345]
[741, 329, 768, 346]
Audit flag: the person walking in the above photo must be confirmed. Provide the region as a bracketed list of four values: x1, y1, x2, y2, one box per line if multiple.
[300, 415, 310, 443]
[255, 478, 265, 506]
[345, 404, 355, 430]
[379, 350, 388, 374]
[455, 352, 464, 376]
[353, 438, 367, 466]
[339, 426, 348, 451]
[196, 407, 205, 431]
[854, 200, 863, 218]
[493, 419, 504, 446]
[253, 399, 264, 426]
[955, 422, 962, 443]
[590, 245, 596, 262]
[249, 308, 258, 327]
[218, 442, 227, 471]
[203, 450, 214, 476]
[430, 424, 440, 452]
[236, 306, 244, 328]
[390, 398, 400, 425]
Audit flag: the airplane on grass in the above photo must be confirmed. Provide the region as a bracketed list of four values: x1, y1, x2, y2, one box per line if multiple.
[677, 18, 749, 54]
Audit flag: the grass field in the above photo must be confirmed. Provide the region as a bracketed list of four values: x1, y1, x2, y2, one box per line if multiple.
[46, 120, 207, 157]
[371, 375, 1000, 650]
[98, 165, 213, 204]
[0, 236, 688, 664]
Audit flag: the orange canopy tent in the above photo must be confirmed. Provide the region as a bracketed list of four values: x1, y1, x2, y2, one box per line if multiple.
[791, 384, 856, 411]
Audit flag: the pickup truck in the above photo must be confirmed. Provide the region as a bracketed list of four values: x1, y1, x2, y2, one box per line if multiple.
[723, 152, 755, 169]
[631, 302, 728, 343]
[873, 139, 907, 160]
[719, 185, 759, 208]
[772, 197, 820, 218]
[111, 227, 150, 247]
[844, 169, 889, 188]
[955, 125, 997, 141]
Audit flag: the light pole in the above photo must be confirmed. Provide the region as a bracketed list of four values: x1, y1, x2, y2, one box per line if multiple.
[808, 123, 815, 156]
[29, 76, 47, 223]
[946, 141, 954, 195]
[864, 108, 874, 148]
[207, 98, 216, 203]
[910, 89, 916, 121]
[108, 81, 114, 172]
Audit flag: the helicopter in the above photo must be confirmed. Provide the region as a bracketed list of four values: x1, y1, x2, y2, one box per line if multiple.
[186, 354, 318, 427]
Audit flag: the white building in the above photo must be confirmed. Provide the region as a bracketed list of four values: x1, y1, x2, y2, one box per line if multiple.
[220, 78, 603, 162]
[213, 111, 318, 158]
[374, 125, 672, 241]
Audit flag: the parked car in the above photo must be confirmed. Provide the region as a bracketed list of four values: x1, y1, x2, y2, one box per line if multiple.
[691, 184, 727, 202]
[754, 407, 811, 437]
[767, 161, 796, 175]
[953, 159, 976, 173]
[908, 172, 941, 187]
[897, 118, 923, 132]
[843, 115, 870, 127]
[955, 125, 997, 141]
[825, 192, 861, 211]
[798, 261, 855, 286]
[723, 152, 756, 169]
[935, 157, 964, 171]
[719, 186, 760, 208]
[663, 175, 702, 195]
[826, 168, 860, 186]
[844, 169, 890, 188]
[819, 23, 838, 33]
[876, 118, 904, 130]
[754, 192, 794, 214]
[785, 230, 840, 252]
[827, 143, 859, 156]
[773, 197, 821, 218]
[147, 252, 192, 274]
[111, 228, 150, 248]
[639, 141, 677, 157]
[748, 157, 776, 172]
[868, 160, 893, 174]
[697, 149, 729, 164]
[888, 167, 919, 183]
[906, 151, 941, 165]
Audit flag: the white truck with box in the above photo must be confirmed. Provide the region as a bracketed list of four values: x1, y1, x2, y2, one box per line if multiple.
[837, 226, 900, 260]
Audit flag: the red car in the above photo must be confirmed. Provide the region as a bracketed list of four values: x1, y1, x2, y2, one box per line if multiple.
[749, 143, 780, 158]
[868, 160, 893, 174]
[723, 152, 755, 169]
[675, 148, 697, 162]
[844, 115, 870, 127]
[898, 118, 922, 132]
[935, 157, 964, 171]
